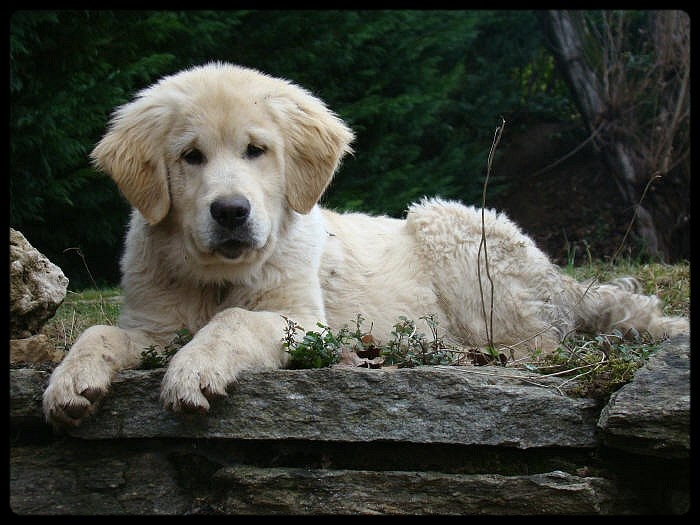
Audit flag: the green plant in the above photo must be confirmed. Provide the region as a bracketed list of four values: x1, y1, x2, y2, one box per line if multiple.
[282, 313, 473, 370]
[520, 328, 661, 399]
[381, 314, 466, 368]
[282, 317, 345, 369]
[139, 327, 193, 369]
[279, 304, 677, 403]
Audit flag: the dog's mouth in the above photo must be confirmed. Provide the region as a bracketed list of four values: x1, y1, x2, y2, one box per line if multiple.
[202, 217, 268, 262]
[214, 239, 253, 260]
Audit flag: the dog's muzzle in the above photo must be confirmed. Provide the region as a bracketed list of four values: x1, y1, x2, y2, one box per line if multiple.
[209, 195, 256, 259]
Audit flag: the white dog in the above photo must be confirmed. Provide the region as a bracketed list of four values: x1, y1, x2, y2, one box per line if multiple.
[43, 62, 688, 427]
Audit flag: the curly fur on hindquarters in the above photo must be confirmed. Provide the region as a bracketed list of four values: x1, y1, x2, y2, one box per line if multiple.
[404, 197, 688, 355]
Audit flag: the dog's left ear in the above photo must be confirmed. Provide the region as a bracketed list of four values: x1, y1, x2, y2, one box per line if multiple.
[90, 94, 172, 225]
[267, 88, 354, 214]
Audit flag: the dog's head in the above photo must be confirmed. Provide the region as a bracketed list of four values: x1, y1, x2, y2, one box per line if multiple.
[91, 62, 354, 263]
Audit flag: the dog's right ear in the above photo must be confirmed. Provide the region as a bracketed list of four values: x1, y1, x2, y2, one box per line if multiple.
[91, 95, 172, 225]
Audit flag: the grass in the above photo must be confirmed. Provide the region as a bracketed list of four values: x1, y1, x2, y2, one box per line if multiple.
[41, 287, 122, 354]
[41, 260, 689, 398]
[536, 259, 690, 399]
[565, 260, 690, 318]
[520, 330, 663, 399]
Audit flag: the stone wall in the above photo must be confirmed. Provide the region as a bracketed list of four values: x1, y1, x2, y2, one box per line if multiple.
[9, 335, 690, 515]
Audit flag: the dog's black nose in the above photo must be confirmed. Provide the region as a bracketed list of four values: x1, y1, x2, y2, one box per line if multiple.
[210, 196, 251, 229]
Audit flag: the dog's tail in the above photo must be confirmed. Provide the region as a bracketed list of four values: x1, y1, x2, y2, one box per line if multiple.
[567, 276, 688, 340]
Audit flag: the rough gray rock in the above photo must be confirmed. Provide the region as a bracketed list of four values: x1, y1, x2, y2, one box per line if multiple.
[10, 367, 50, 421]
[9, 438, 623, 515]
[597, 335, 690, 457]
[9, 227, 68, 342]
[58, 366, 602, 448]
[212, 466, 617, 514]
[10, 442, 190, 515]
[9, 335, 690, 515]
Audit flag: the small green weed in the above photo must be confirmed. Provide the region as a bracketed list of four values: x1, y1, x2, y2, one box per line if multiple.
[382, 314, 469, 367]
[139, 327, 193, 369]
[281, 310, 673, 401]
[282, 316, 346, 369]
[520, 329, 662, 399]
[282, 313, 472, 369]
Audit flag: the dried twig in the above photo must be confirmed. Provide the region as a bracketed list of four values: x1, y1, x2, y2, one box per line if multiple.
[478, 117, 505, 350]
[529, 122, 604, 179]
[610, 173, 662, 266]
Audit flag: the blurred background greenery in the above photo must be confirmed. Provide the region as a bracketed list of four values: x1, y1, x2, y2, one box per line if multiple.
[9, 10, 689, 288]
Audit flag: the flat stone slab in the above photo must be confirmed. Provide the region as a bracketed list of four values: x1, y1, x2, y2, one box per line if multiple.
[212, 465, 617, 514]
[11, 365, 601, 448]
[11, 334, 689, 454]
[9, 440, 620, 515]
[597, 335, 690, 457]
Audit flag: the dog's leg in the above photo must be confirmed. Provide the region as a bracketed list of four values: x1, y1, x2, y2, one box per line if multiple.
[568, 277, 689, 339]
[42, 325, 148, 427]
[160, 307, 299, 414]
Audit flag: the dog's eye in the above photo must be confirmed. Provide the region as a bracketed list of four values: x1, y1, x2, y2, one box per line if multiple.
[182, 148, 205, 165]
[245, 144, 266, 159]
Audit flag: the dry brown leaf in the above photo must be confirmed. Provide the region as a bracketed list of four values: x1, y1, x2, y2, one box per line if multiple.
[337, 347, 385, 368]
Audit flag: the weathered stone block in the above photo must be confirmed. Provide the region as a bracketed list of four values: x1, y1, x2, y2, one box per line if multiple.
[212, 465, 619, 514]
[58, 366, 602, 449]
[10, 443, 190, 515]
[10, 228, 68, 339]
[597, 335, 690, 457]
[10, 334, 64, 363]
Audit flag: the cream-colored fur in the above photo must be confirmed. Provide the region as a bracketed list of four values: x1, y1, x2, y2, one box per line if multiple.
[43, 62, 688, 427]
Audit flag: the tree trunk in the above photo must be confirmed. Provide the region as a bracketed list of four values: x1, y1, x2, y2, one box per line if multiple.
[541, 10, 690, 262]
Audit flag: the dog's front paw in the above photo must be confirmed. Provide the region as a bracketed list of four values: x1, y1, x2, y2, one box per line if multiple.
[160, 349, 230, 414]
[42, 360, 112, 428]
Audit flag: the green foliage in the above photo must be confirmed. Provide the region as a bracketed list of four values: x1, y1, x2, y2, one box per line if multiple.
[10, 10, 577, 286]
[282, 317, 345, 369]
[525, 329, 661, 400]
[282, 313, 470, 369]
[139, 327, 193, 369]
[281, 309, 671, 401]
[381, 314, 464, 368]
